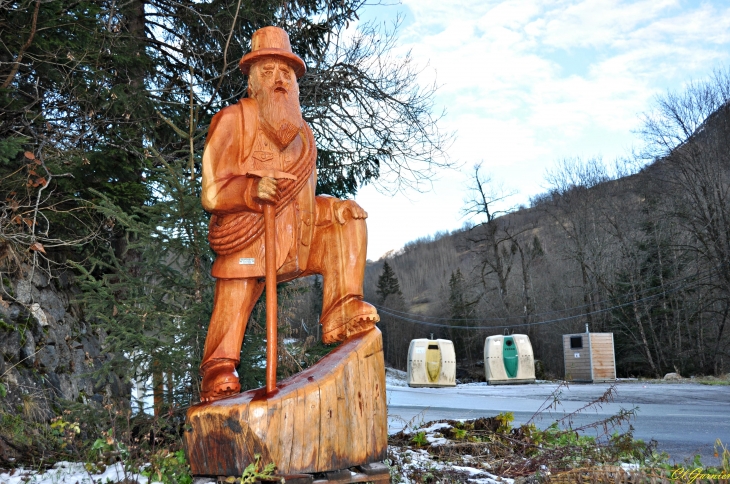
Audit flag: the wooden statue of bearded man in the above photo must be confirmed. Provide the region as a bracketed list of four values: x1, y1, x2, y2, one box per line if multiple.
[199, 26, 379, 402]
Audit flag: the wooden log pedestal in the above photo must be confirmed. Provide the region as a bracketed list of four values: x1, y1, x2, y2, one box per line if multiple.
[184, 328, 388, 482]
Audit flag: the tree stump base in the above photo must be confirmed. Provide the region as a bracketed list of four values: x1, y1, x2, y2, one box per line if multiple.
[184, 328, 387, 477]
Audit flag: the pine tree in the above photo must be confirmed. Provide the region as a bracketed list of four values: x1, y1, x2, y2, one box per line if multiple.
[376, 261, 403, 305]
[448, 268, 469, 320]
[375, 261, 409, 369]
[311, 275, 324, 325]
[447, 268, 479, 362]
[0, 0, 154, 261]
[0, 0, 452, 411]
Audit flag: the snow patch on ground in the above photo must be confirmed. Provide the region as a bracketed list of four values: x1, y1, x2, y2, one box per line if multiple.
[388, 448, 514, 484]
[0, 462, 217, 484]
[458, 380, 553, 388]
[425, 434, 450, 446]
[385, 367, 408, 387]
[452, 465, 511, 484]
[399, 421, 452, 436]
[387, 420, 514, 481]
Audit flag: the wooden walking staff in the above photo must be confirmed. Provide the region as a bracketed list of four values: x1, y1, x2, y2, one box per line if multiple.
[248, 169, 297, 395]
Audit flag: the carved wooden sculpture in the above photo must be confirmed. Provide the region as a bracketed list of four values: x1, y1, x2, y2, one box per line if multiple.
[185, 26, 387, 481]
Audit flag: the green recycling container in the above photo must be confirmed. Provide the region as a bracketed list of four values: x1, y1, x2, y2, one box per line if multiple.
[503, 336, 518, 378]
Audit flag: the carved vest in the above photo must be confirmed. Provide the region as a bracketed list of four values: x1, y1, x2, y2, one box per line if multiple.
[206, 99, 317, 279]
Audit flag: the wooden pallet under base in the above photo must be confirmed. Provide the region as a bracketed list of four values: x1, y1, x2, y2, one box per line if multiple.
[201, 462, 391, 484]
[185, 328, 388, 477]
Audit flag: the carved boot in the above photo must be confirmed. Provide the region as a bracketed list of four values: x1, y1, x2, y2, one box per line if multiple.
[200, 359, 241, 402]
[321, 297, 380, 344]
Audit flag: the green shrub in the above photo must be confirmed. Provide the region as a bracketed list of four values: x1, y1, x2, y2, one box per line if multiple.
[143, 449, 193, 484]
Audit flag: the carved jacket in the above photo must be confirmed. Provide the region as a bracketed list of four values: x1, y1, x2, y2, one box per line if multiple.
[201, 98, 318, 279]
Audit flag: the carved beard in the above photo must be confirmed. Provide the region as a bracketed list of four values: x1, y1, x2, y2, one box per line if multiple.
[254, 85, 303, 149]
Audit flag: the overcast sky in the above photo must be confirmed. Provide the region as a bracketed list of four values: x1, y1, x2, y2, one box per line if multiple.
[351, 0, 730, 260]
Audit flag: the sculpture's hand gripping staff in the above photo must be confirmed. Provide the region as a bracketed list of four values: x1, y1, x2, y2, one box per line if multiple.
[247, 170, 297, 395]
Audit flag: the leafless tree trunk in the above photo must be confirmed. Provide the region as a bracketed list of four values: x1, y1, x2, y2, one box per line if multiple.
[640, 68, 730, 373]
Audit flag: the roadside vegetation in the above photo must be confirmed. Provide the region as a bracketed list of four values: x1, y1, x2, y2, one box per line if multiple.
[0, 397, 193, 482]
[387, 418, 730, 483]
[386, 385, 730, 483]
[3, 382, 728, 483]
[697, 374, 730, 386]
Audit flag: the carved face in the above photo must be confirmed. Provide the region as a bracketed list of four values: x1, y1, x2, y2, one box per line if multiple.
[248, 58, 302, 148]
[248, 59, 298, 98]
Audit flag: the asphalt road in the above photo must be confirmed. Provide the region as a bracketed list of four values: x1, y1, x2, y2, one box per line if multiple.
[386, 381, 730, 465]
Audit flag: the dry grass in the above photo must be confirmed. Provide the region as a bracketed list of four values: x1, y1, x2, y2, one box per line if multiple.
[697, 374, 730, 386]
[546, 466, 673, 484]
[21, 391, 48, 423]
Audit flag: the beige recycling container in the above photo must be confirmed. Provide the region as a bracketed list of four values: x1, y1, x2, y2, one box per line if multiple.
[407, 339, 456, 387]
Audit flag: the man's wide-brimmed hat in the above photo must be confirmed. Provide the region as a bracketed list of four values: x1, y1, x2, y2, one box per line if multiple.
[239, 26, 306, 78]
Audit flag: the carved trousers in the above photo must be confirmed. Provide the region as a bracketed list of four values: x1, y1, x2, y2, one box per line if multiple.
[201, 213, 368, 368]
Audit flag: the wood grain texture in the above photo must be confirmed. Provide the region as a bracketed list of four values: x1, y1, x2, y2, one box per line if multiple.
[590, 333, 616, 380]
[356, 341, 375, 457]
[317, 373, 338, 471]
[372, 345, 387, 453]
[563, 333, 616, 382]
[563, 334, 592, 381]
[300, 386, 320, 469]
[185, 328, 387, 477]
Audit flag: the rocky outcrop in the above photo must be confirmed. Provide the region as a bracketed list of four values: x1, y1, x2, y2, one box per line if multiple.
[0, 265, 127, 420]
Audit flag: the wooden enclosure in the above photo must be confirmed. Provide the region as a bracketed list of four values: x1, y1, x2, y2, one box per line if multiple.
[563, 332, 616, 382]
[184, 328, 387, 478]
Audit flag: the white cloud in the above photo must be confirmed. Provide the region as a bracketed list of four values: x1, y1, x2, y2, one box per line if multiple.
[354, 0, 730, 259]
[536, 0, 679, 49]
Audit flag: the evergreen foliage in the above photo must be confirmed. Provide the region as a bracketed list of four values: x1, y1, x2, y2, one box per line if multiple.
[448, 268, 471, 320]
[448, 268, 480, 361]
[0, 0, 451, 411]
[71, 163, 213, 408]
[376, 261, 403, 305]
[310, 275, 324, 325]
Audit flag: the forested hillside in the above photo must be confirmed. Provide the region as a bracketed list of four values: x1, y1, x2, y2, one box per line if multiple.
[363, 71, 730, 380]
